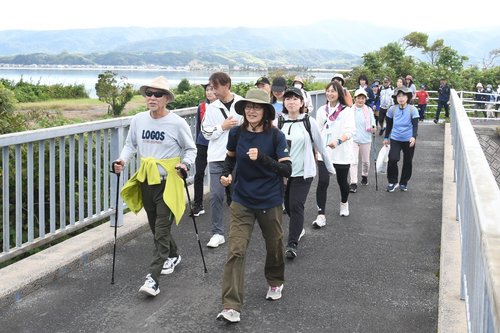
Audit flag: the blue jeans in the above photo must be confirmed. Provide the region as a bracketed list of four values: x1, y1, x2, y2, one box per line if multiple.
[417, 104, 427, 120]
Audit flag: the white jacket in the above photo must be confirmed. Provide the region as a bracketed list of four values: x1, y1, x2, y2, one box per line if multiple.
[201, 93, 243, 162]
[315, 103, 355, 165]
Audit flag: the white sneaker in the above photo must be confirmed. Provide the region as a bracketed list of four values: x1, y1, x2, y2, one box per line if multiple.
[207, 234, 225, 248]
[312, 214, 326, 228]
[340, 202, 349, 217]
[266, 284, 283, 301]
[216, 308, 241, 323]
[298, 228, 305, 241]
[139, 274, 160, 296]
[161, 255, 181, 275]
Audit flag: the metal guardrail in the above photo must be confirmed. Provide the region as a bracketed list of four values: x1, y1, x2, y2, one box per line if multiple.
[0, 106, 196, 264]
[449, 89, 500, 332]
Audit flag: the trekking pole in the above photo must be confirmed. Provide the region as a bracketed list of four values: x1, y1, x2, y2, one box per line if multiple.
[110, 161, 121, 284]
[176, 167, 208, 273]
[372, 135, 378, 191]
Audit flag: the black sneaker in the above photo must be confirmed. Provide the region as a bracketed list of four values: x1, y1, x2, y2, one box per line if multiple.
[361, 176, 368, 186]
[433, 119, 438, 124]
[378, 128, 385, 136]
[349, 183, 357, 193]
[285, 243, 297, 259]
[189, 205, 205, 217]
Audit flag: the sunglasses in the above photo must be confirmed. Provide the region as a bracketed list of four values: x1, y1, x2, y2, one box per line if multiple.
[145, 90, 166, 98]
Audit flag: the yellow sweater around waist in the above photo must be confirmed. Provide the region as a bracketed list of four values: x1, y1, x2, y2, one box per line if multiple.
[120, 157, 185, 224]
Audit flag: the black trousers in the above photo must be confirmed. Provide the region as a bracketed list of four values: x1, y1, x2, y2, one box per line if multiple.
[284, 176, 313, 246]
[193, 144, 208, 206]
[387, 139, 415, 186]
[316, 161, 350, 215]
[435, 100, 449, 120]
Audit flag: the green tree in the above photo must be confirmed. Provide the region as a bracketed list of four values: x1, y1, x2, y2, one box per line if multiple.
[423, 39, 445, 65]
[435, 46, 468, 73]
[403, 32, 428, 51]
[0, 83, 25, 134]
[176, 78, 191, 94]
[362, 52, 383, 74]
[483, 48, 500, 69]
[95, 71, 134, 117]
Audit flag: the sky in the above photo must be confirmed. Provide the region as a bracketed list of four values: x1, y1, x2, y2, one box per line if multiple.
[1, 0, 499, 32]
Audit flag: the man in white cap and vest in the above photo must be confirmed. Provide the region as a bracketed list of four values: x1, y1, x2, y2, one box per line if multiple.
[112, 76, 196, 297]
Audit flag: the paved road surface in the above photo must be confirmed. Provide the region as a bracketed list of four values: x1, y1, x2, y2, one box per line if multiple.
[0, 124, 444, 333]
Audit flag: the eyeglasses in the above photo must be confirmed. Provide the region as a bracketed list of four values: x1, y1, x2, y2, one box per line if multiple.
[244, 103, 264, 111]
[145, 90, 166, 98]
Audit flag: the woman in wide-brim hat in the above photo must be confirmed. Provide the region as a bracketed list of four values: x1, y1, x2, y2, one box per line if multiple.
[391, 86, 413, 104]
[234, 88, 275, 131]
[383, 85, 420, 192]
[216, 88, 291, 323]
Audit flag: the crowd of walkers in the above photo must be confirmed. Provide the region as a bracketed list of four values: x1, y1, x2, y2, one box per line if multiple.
[112, 72, 423, 323]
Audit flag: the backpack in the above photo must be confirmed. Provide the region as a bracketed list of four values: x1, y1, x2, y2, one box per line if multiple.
[277, 113, 316, 158]
[277, 113, 314, 145]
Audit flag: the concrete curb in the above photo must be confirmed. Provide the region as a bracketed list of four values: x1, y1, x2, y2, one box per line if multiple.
[0, 210, 149, 309]
[438, 123, 467, 332]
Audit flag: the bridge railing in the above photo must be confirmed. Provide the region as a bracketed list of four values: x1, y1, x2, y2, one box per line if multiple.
[450, 89, 500, 332]
[0, 106, 196, 264]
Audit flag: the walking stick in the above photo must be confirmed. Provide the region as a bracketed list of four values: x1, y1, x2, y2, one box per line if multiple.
[372, 135, 378, 191]
[110, 161, 121, 284]
[176, 167, 208, 273]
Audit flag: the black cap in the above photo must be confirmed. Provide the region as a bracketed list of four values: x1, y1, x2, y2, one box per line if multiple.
[271, 77, 287, 92]
[283, 86, 303, 99]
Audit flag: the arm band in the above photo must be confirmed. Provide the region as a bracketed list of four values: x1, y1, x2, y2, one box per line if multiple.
[385, 117, 394, 138]
[258, 154, 292, 178]
[221, 154, 236, 177]
[411, 118, 419, 138]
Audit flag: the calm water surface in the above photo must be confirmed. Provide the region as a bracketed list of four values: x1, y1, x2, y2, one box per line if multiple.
[0, 68, 333, 98]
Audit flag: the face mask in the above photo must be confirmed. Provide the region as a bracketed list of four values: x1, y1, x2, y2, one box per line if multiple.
[294, 83, 302, 89]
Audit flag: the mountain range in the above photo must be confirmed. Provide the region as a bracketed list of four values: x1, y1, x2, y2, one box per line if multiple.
[0, 20, 498, 68]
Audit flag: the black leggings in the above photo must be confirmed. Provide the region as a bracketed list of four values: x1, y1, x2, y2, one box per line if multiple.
[316, 161, 350, 214]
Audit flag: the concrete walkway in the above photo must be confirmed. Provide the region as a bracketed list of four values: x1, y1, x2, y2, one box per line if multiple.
[0, 123, 465, 332]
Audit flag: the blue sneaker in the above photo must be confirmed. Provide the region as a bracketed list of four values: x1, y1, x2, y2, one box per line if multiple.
[399, 184, 408, 191]
[386, 183, 398, 192]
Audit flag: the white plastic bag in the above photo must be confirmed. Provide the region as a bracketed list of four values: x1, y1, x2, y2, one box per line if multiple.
[376, 145, 389, 174]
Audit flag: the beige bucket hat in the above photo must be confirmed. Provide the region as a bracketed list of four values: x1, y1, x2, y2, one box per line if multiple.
[139, 76, 175, 101]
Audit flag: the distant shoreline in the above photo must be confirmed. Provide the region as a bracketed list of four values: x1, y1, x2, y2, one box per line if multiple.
[0, 64, 347, 73]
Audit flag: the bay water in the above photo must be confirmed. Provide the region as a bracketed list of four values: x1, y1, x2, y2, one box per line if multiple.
[0, 67, 334, 98]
